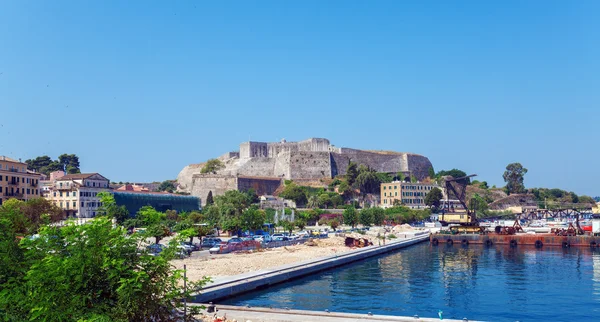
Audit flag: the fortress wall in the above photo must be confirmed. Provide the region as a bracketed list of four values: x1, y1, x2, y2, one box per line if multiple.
[288, 151, 332, 179]
[240, 142, 268, 158]
[405, 154, 434, 180]
[191, 175, 238, 206]
[235, 157, 276, 177]
[237, 177, 282, 196]
[219, 152, 240, 161]
[273, 152, 291, 178]
[331, 150, 408, 176]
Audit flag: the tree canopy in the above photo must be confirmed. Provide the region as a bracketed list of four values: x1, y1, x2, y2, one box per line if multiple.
[156, 180, 176, 193]
[200, 159, 225, 174]
[424, 187, 444, 210]
[25, 154, 81, 175]
[503, 162, 528, 194]
[436, 169, 470, 183]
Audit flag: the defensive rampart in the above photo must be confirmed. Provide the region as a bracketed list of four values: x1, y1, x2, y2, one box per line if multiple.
[178, 138, 433, 205]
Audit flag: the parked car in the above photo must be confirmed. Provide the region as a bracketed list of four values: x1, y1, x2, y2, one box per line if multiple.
[182, 241, 200, 251]
[253, 234, 272, 243]
[209, 242, 226, 254]
[176, 245, 190, 258]
[179, 242, 194, 255]
[201, 238, 222, 249]
[272, 233, 284, 239]
[241, 237, 254, 242]
[227, 237, 244, 244]
[146, 243, 165, 255]
[274, 236, 290, 241]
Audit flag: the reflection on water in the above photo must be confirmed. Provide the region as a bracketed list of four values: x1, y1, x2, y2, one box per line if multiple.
[223, 244, 600, 321]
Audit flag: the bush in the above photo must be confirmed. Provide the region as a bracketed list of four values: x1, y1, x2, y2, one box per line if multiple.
[388, 234, 397, 239]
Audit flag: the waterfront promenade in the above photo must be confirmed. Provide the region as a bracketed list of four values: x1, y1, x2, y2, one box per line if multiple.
[193, 304, 474, 322]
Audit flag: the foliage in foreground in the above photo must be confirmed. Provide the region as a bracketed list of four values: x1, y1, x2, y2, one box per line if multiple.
[0, 215, 209, 321]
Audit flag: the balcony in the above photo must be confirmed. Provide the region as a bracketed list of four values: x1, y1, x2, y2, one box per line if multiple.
[8, 168, 19, 173]
[55, 185, 73, 190]
[7, 181, 19, 186]
[4, 192, 24, 198]
[30, 182, 37, 187]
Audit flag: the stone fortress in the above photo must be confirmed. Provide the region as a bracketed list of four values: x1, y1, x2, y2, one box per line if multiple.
[177, 138, 433, 205]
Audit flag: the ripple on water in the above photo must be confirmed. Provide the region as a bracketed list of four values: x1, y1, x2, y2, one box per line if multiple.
[222, 244, 600, 321]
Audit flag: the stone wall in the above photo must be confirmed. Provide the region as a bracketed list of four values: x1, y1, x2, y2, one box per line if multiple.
[235, 157, 277, 177]
[330, 150, 431, 180]
[237, 176, 281, 196]
[191, 175, 237, 206]
[288, 151, 332, 179]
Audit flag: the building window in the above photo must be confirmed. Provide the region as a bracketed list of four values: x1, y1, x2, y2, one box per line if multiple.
[26, 189, 30, 194]
[81, 202, 84, 207]
[383, 186, 386, 190]
[395, 192, 398, 196]
[73, 202, 76, 207]
[53, 192, 56, 197]
[0, 187, 2, 193]
[66, 191, 69, 197]
[60, 202, 63, 207]
[59, 192, 63, 197]
[394, 186, 397, 189]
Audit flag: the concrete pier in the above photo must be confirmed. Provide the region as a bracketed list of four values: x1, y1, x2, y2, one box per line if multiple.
[193, 304, 475, 322]
[193, 233, 429, 303]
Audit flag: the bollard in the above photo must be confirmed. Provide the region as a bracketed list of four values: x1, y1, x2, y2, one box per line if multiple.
[207, 302, 216, 313]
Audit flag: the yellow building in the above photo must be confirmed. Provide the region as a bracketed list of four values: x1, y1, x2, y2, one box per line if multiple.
[46, 173, 110, 218]
[380, 181, 442, 209]
[0, 156, 42, 205]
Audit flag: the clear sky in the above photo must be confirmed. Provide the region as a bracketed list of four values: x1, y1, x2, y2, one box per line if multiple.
[1, 1, 598, 196]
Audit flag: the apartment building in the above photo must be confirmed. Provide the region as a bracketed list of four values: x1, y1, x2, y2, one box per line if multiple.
[0, 156, 42, 205]
[46, 173, 110, 218]
[380, 181, 443, 209]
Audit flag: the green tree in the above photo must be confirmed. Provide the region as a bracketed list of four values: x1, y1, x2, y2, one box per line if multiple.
[318, 193, 331, 208]
[579, 195, 596, 204]
[329, 218, 340, 230]
[436, 169, 470, 183]
[240, 206, 265, 231]
[296, 218, 307, 230]
[307, 195, 319, 208]
[338, 180, 353, 198]
[24, 155, 53, 173]
[330, 194, 344, 208]
[0, 198, 63, 235]
[346, 162, 359, 186]
[343, 206, 358, 228]
[0, 217, 209, 321]
[58, 153, 81, 174]
[428, 166, 435, 179]
[206, 190, 214, 206]
[503, 162, 528, 194]
[279, 182, 308, 206]
[157, 180, 176, 193]
[355, 170, 381, 194]
[359, 208, 373, 227]
[200, 158, 225, 174]
[279, 220, 296, 235]
[97, 192, 129, 224]
[424, 187, 444, 210]
[371, 207, 385, 226]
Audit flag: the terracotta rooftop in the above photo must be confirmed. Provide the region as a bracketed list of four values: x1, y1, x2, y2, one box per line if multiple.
[56, 173, 103, 181]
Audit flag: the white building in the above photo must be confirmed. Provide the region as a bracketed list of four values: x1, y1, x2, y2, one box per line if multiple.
[46, 173, 110, 218]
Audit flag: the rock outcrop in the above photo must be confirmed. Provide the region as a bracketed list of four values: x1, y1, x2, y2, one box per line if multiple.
[178, 138, 433, 205]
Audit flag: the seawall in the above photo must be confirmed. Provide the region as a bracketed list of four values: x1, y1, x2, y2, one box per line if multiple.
[192, 233, 430, 303]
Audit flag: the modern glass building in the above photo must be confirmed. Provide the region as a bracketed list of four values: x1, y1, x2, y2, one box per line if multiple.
[113, 191, 200, 217]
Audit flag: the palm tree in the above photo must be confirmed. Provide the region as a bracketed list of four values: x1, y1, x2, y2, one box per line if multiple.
[307, 195, 319, 208]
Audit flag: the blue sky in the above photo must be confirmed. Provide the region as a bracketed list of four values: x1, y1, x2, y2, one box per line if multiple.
[0, 1, 598, 196]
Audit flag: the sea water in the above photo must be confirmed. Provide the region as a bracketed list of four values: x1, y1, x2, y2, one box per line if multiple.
[222, 242, 600, 321]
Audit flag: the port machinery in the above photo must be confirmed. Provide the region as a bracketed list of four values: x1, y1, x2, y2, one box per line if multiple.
[431, 175, 600, 248]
